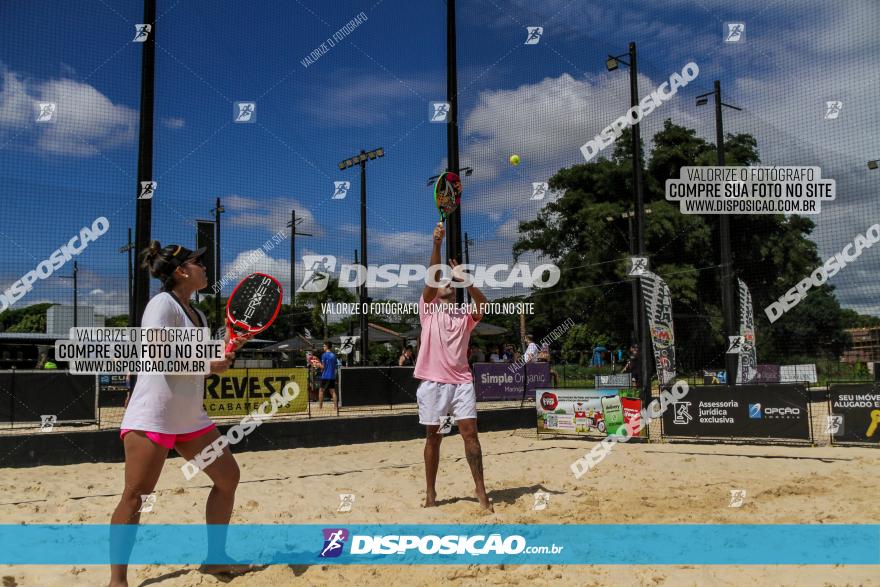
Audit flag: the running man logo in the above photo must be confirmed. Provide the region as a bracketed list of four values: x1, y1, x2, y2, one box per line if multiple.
[338, 336, 358, 355]
[533, 491, 550, 511]
[298, 255, 335, 293]
[628, 257, 648, 277]
[728, 489, 746, 508]
[138, 181, 156, 200]
[235, 102, 256, 123]
[338, 494, 355, 513]
[332, 181, 350, 200]
[133, 24, 151, 42]
[524, 26, 543, 45]
[320, 528, 349, 558]
[826, 414, 844, 435]
[724, 22, 745, 42]
[824, 101, 843, 120]
[39, 414, 57, 432]
[430, 101, 450, 123]
[531, 182, 548, 200]
[138, 493, 157, 513]
[672, 401, 692, 424]
[35, 102, 56, 123]
[727, 335, 744, 354]
[438, 415, 454, 435]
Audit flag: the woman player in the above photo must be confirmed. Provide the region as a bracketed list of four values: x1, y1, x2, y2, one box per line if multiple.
[108, 242, 251, 586]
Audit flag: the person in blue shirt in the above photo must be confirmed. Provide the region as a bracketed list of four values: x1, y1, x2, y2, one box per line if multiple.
[318, 341, 339, 410]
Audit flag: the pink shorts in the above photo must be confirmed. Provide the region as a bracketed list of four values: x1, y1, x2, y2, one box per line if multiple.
[119, 424, 216, 449]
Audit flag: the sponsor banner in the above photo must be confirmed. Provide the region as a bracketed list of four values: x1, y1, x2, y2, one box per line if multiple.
[475, 362, 550, 401]
[779, 364, 818, 384]
[829, 383, 880, 444]
[755, 364, 781, 384]
[594, 373, 632, 388]
[640, 270, 677, 384]
[204, 368, 308, 416]
[1, 524, 877, 565]
[662, 384, 810, 440]
[737, 279, 757, 383]
[98, 374, 130, 391]
[703, 370, 727, 385]
[536, 388, 644, 437]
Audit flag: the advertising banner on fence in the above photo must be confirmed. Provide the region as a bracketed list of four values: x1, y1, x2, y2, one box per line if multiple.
[779, 364, 818, 384]
[536, 388, 644, 437]
[661, 384, 810, 440]
[594, 373, 632, 388]
[755, 364, 781, 383]
[475, 362, 550, 401]
[829, 384, 880, 444]
[640, 270, 677, 385]
[204, 368, 308, 416]
[703, 370, 727, 384]
[737, 279, 758, 383]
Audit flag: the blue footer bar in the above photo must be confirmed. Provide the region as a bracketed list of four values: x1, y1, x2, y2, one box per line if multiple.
[0, 525, 877, 565]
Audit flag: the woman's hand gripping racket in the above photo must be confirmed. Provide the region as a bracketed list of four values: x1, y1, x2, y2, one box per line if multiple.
[433, 171, 462, 222]
[224, 273, 283, 353]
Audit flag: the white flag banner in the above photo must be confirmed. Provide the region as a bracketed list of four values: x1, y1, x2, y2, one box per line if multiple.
[737, 279, 758, 383]
[640, 270, 677, 385]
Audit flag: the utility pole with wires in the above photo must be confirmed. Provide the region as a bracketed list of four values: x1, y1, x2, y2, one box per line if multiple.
[287, 209, 312, 307]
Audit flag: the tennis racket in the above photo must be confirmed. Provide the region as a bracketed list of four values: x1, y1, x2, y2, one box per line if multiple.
[224, 272, 283, 353]
[433, 171, 462, 222]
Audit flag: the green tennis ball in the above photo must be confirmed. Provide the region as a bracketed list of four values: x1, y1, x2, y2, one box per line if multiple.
[509, 154, 521, 166]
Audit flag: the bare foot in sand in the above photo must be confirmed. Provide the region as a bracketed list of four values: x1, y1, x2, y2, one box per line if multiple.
[423, 489, 437, 508]
[476, 491, 494, 512]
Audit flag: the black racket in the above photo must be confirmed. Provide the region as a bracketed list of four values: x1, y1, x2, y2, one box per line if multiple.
[225, 273, 283, 353]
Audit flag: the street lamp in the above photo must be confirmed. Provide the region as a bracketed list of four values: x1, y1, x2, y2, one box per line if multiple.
[339, 147, 385, 365]
[696, 80, 742, 386]
[427, 166, 473, 186]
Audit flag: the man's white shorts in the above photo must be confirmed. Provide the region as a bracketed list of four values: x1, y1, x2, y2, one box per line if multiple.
[416, 380, 478, 425]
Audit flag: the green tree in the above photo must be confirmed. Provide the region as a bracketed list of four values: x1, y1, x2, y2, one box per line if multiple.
[513, 121, 852, 370]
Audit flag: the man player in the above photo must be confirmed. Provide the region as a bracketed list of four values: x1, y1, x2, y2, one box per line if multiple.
[414, 222, 493, 512]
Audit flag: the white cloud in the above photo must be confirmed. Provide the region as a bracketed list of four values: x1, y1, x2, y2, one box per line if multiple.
[162, 117, 185, 129]
[224, 195, 324, 238]
[0, 63, 137, 156]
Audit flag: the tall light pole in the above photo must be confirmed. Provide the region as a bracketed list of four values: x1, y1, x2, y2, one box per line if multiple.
[697, 80, 742, 385]
[287, 209, 312, 307]
[340, 147, 384, 365]
[607, 42, 650, 403]
[211, 198, 225, 331]
[463, 232, 475, 304]
[133, 0, 157, 326]
[119, 228, 135, 326]
[446, 0, 463, 303]
[60, 262, 79, 328]
[606, 209, 652, 346]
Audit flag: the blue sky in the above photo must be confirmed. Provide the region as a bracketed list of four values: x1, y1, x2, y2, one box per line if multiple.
[0, 0, 878, 317]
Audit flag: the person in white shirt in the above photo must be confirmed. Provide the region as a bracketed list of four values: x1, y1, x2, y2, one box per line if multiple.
[109, 242, 250, 586]
[523, 334, 540, 363]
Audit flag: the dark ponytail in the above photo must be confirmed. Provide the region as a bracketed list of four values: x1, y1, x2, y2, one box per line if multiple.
[139, 240, 179, 291]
